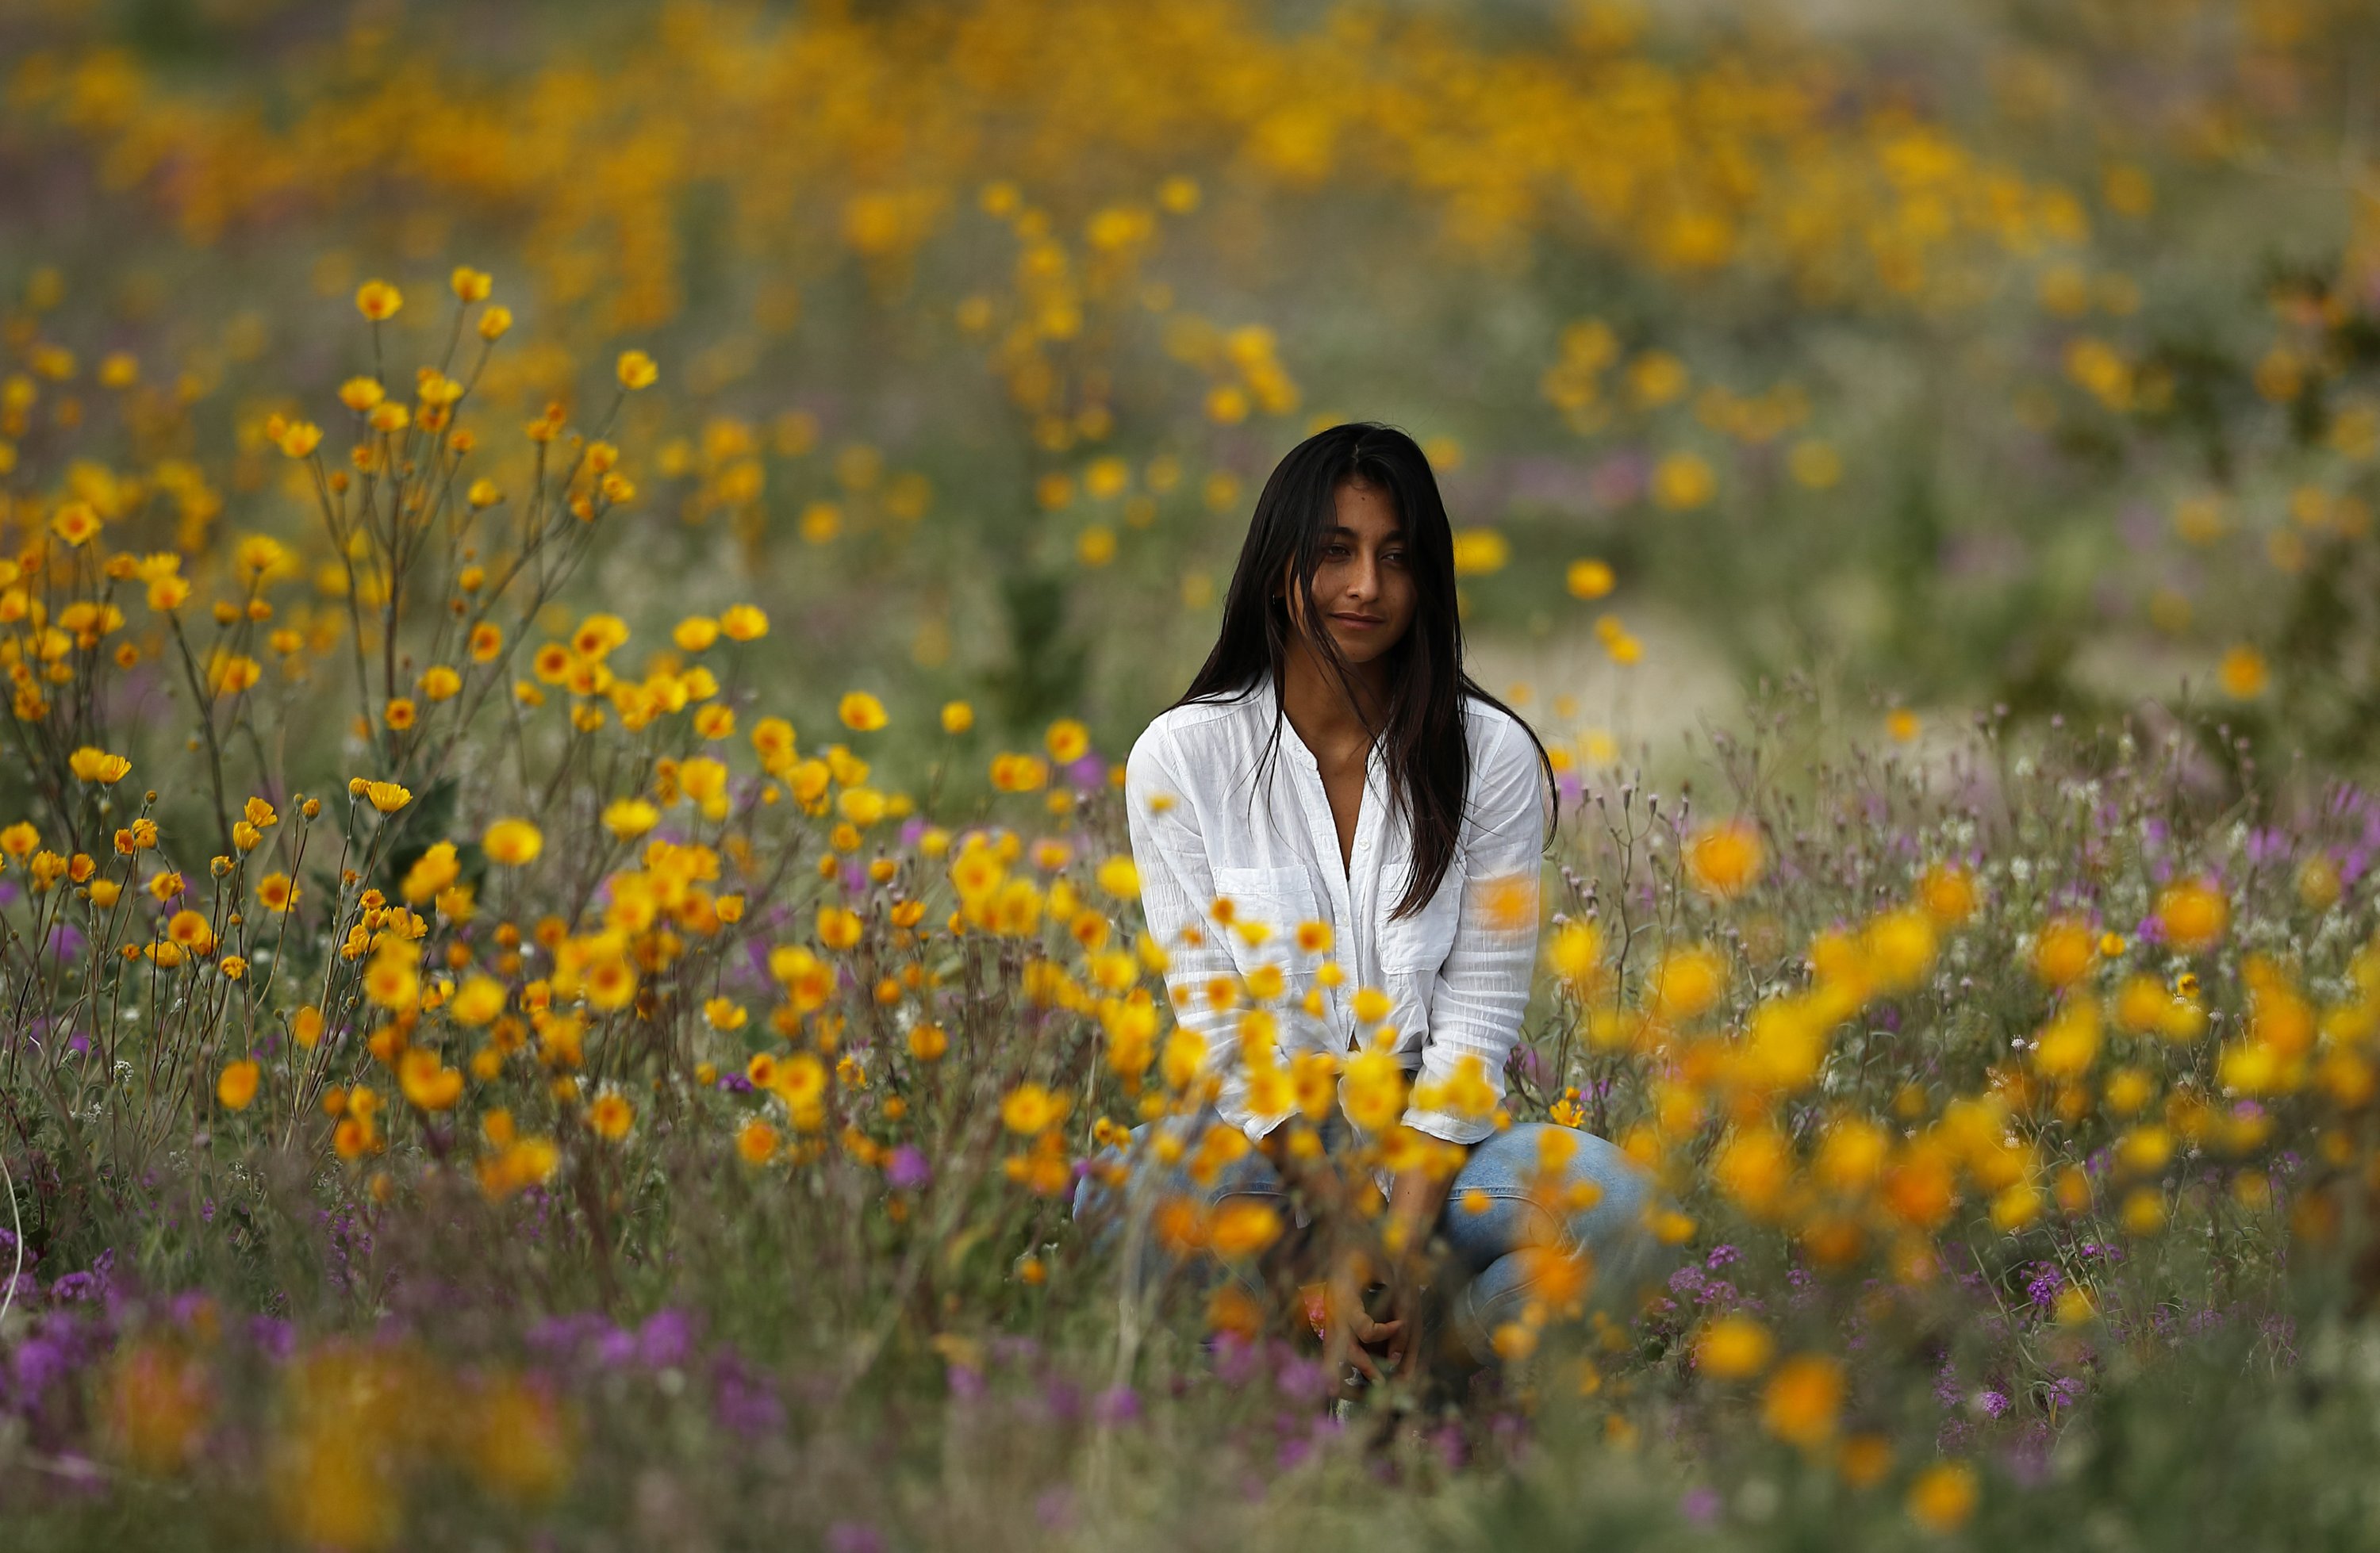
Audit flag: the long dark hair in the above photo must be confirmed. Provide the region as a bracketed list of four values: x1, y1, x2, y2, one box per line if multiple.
[1169, 422, 1560, 921]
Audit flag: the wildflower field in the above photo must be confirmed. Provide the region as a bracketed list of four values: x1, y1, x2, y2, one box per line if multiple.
[10, 1, 2380, 1547]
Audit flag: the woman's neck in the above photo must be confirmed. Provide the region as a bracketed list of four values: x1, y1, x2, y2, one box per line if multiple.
[1279, 637, 1389, 759]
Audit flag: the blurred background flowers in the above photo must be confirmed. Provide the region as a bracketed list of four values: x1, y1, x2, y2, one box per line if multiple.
[7, 2, 2380, 1548]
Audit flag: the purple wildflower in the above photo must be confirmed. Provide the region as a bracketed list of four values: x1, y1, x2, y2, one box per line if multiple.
[884, 1146, 931, 1191]
[637, 1308, 694, 1368]
[827, 1523, 885, 1553]
[712, 1352, 786, 1437]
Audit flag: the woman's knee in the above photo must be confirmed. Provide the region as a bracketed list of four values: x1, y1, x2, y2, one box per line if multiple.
[1539, 1124, 1683, 1302]
[1466, 1123, 1664, 1261]
[1472, 1121, 1645, 1195]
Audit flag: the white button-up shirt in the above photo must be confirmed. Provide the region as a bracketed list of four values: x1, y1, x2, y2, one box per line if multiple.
[1123, 674, 1549, 1146]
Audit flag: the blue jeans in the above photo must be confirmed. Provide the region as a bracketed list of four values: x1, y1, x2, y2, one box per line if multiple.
[1070, 1106, 1671, 1367]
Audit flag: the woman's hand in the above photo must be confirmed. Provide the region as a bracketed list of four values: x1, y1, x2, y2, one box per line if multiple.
[1321, 1247, 1403, 1398]
[1289, 1128, 1468, 1396]
[1375, 1140, 1462, 1377]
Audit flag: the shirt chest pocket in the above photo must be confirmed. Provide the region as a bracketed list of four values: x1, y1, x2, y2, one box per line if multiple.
[1210, 865, 1321, 978]
[1378, 857, 1463, 976]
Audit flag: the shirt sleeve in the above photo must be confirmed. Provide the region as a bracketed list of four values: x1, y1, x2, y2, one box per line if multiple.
[1402, 713, 1549, 1145]
[1124, 723, 1269, 1140]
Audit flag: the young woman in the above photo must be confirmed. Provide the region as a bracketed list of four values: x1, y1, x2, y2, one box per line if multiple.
[1081, 422, 1665, 1394]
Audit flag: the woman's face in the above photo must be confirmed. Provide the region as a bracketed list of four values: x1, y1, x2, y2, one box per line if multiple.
[1282, 477, 1417, 668]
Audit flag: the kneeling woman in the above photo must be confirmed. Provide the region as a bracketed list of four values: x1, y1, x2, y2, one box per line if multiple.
[1082, 422, 1666, 1394]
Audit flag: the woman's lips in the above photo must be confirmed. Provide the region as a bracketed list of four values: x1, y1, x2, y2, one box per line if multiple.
[1330, 613, 1384, 628]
